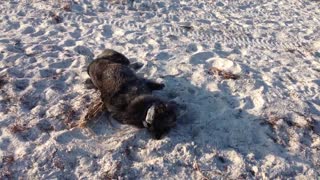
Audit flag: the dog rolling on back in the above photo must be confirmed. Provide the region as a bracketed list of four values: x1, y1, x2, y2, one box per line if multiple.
[87, 49, 178, 139]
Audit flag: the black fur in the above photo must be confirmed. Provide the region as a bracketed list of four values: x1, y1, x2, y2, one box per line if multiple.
[87, 49, 177, 139]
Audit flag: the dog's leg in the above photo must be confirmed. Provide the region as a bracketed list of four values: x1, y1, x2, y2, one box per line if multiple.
[129, 62, 143, 71]
[84, 78, 97, 89]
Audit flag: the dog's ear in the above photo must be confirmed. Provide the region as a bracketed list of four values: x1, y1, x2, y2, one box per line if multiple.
[145, 104, 156, 124]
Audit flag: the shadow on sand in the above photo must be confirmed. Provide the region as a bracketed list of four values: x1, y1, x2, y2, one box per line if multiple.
[83, 56, 315, 179]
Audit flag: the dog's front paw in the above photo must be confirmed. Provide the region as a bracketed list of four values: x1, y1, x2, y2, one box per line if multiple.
[84, 78, 96, 89]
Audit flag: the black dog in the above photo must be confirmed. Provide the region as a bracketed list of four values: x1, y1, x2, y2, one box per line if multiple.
[87, 49, 178, 139]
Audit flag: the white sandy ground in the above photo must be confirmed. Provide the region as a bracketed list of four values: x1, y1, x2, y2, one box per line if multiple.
[0, 0, 320, 179]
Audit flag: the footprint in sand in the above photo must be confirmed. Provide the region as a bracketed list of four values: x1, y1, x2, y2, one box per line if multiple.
[69, 29, 82, 39]
[20, 91, 39, 110]
[13, 79, 29, 91]
[0, 137, 11, 150]
[74, 45, 94, 57]
[62, 39, 76, 47]
[186, 43, 203, 53]
[8, 67, 25, 78]
[54, 129, 88, 144]
[6, 21, 20, 31]
[155, 51, 173, 60]
[49, 59, 73, 69]
[39, 68, 57, 78]
[47, 30, 58, 36]
[51, 80, 67, 92]
[21, 26, 35, 34]
[30, 29, 45, 37]
[213, 42, 241, 58]
[36, 119, 54, 132]
[32, 79, 48, 92]
[17, 10, 26, 17]
[102, 25, 113, 38]
[186, 44, 198, 53]
[189, 51, 214, 65]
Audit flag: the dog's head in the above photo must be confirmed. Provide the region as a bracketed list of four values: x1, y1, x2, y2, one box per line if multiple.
[95, 49, 130, 65]
[143, 101, 178, 139]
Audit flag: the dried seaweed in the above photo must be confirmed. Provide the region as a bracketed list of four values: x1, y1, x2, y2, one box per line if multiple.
[210, 67, 240, 80]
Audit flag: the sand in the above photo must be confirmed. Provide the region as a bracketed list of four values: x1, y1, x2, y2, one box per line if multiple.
[0, 0, 319, 179]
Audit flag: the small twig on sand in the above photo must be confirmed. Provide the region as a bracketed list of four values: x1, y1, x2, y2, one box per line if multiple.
[1, 155, 14, 179]
[64, 108, 78, 129]
[180, 25, 193, 31]
[78, 99, 105, 128]
[266, 116, 283, 128]
[50, 12, 63, 23]
[0, 75, 8, 89]
[209, 67, 240, 80]
[9, 123, 30, 133]
[286, 48, 306, 57]
[62, 3, 71, 11]
[2, 155, 14, 164]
